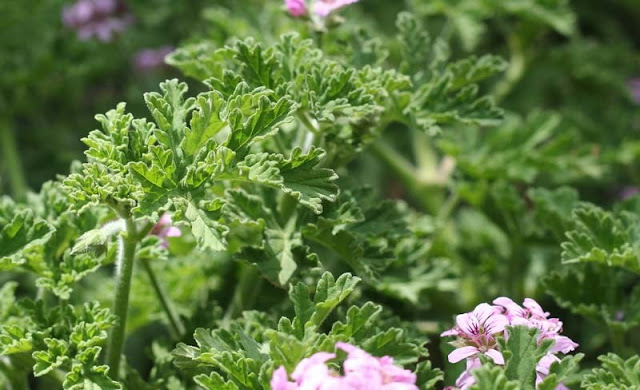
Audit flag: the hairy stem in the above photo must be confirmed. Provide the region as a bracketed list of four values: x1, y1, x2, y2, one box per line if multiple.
[105, 217, 139, 380]
[0, 123, 27, 201]
[140, 258, 185, 339]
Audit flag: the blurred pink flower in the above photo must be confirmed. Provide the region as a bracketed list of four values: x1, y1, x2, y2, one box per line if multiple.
[151, 214, 181, 248]
[133, 46, 174, 71]
[285, 0, 308, 17]
[62, 0, 133, 42]
[283, 0, 358, 18]
[313, 0, 359, 17]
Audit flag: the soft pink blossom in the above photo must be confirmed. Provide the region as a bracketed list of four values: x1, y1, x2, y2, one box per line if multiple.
[313, 0, 359, 17]
[151, 214, 181, 248]
[270, 342, 418, 390]
[134, 46, 174, 71]
[444, 298, 578, 390]
[441, 303, 507, 365]
[535, 354, 568, 389]
[62, 0, 133, 42]
[285, 0, 308, 17]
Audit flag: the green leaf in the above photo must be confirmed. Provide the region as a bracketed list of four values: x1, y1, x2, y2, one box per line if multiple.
[194, 372, 239, 390]
[538, 353, 583, 390]
[182, 91, 227, 156]
[469, 365, 520, 390]
[561, 204, 640, 274]
[278, 147, 339, 214]
[0, 206, 53, 271]
[225, 95, 294, 152]
[582, 353, 640, 390]
[500, 326, 553, 390]
[32, 338, 69, 376]
[180, 198, 228, 252]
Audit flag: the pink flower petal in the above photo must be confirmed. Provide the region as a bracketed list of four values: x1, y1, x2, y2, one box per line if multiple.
[484, 349, 505, 365]
[448, 346, 479, 363]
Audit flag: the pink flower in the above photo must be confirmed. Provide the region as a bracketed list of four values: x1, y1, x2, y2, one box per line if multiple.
[535, 354, 568, 390]
[285, 0, 308, 17]
[493, 297, 578, 354]
[441, 303, 508, 365]
[133, 46, 174, 71]
[62, 0, 133, 42]
[312, 0, 359, 17]
[444, 298, 578, 390]
[270, 342, 418, 390]
[151, 214, 181, 248]
[284, 0, 358, 18]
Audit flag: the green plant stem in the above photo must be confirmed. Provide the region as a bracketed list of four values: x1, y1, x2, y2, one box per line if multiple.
[140, 258, 185, 339]
[222, 263, 263, 326]
[105, 217, 139, 380]
[0, 123, 27, 201]
[609, 327, 625, 356]
[370, 140, 442, 212]
[493, 34, 526, 102]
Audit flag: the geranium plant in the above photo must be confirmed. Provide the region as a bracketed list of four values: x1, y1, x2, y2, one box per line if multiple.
[1, 0, 640, 389]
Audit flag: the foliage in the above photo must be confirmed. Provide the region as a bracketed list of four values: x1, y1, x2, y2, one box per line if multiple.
[1, 0, 640, 388]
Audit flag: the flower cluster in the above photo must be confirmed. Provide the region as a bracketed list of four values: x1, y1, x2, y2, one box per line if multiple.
[150, 214, 181, 248]
[441, 298, 578, 389]
[284, 0, 359, 18]
[270, 342, 418, 390]
[62, 0, 134, 42]
[133, 46, 174, 71]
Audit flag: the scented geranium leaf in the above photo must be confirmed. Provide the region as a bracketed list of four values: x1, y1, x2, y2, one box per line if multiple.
[561, 204, 640, 274]
[278, 147, 339, 214]
[82, 103, 142, 169]
[545, 264, 640, 330]
[528, 187, 581, 240]
[290, 272, 360, 337]
[144, 79, 195, 154]
[329, 302, 382, 341]
[177, 198, 228, 252]
[0, 205, 54, 270]
[441, 112, 600, 183]
[394, 13, 506, 134]
[233, 39, 277, 89]
[396, 12, 440, 79]
[225, 95, 294, 152]
[538, 353, 583, 390]
[63, 348, 121, 390]
[303, 190, 409, 282]
[309, 273, 360, 329]
[415, 0, 575, 51]
[415, 361, 444, 390]
[236, 153, 282, 187]
[194, 372, 239, 390]
[35, 253, 104, 300]
[182, 91, 227, 156]
[469, 365, 520, 390]
[582, 354, 640, 390]
[0, 325, 32, 355]
[32, 338, 69, 376]
[500, 326, 553, 390]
